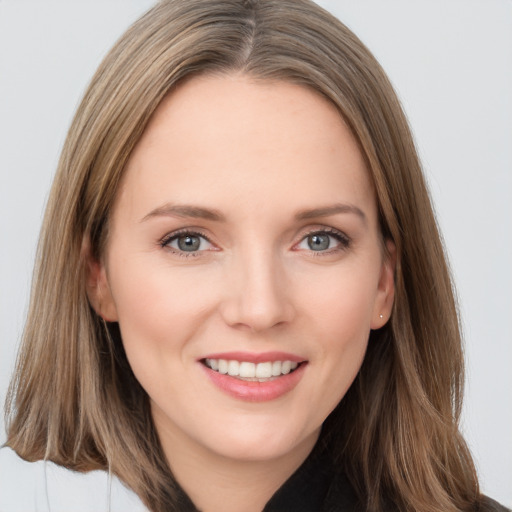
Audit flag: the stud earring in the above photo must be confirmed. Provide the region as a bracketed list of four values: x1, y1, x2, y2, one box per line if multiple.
[379, 314, 383, 319]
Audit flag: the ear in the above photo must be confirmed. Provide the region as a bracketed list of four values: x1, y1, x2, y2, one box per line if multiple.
[370, 239, 396, 330]
[83, 239, 118, 322]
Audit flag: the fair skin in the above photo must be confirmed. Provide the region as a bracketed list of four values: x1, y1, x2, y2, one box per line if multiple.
[88, 75, 395, 512]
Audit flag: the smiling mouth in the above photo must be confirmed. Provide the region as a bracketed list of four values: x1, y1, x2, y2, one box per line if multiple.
[202, 358, 303, 382]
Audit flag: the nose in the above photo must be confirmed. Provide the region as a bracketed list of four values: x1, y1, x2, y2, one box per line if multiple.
[220, 246, 295, 332]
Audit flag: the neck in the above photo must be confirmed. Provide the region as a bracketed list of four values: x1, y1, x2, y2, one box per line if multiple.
[153, 407, 319, 512]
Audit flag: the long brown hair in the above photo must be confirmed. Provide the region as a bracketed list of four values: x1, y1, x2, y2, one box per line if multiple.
[6, 0, 483, 510]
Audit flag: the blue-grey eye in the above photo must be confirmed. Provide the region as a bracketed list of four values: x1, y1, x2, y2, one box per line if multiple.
[177, 235, 201, 251]
[296, 230, 348, 252]
[307, 233, 330, 251]
[165, 233, 212, 252]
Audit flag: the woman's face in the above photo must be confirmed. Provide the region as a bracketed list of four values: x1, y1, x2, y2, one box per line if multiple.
[92, 75, 394, 464]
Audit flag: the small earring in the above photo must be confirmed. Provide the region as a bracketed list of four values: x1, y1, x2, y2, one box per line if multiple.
[379, 314, 383, 319]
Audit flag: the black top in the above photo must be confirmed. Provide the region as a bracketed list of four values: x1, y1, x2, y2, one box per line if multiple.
[263, 443, 358, 512]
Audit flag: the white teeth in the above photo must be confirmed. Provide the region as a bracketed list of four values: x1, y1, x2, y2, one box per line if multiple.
[218, 359, 228, 374]
[255, 362, 272, 378]
[227, 360, 239, 376]
[281, 361, 292, 374]
[239, 362, 256, 378]
[205, 358, 300, 378]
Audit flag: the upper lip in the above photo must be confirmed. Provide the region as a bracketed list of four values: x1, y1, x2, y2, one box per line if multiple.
[199, 351, 306, 364]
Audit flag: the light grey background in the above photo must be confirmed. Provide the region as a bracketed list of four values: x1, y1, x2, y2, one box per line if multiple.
[1, 0, 511, 506]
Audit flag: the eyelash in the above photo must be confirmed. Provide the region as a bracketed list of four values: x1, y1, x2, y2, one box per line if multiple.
[159, 227, 351, 257]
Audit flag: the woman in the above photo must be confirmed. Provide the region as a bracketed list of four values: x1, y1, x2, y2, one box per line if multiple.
[1, 1, 509, 511]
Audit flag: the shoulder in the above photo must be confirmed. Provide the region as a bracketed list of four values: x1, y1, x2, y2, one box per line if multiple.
[0, 446, 149, 512]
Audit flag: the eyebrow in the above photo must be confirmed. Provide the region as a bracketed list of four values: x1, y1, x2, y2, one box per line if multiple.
[294, 203, 367, 224]
[141, 203, 226, 223]
[141, 202, 366, 224]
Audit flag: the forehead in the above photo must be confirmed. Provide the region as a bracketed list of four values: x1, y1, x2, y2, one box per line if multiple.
[117, 74, 376, 223]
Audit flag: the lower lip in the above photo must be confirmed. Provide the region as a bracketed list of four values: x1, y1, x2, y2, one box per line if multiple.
[200, 363, 307, 402]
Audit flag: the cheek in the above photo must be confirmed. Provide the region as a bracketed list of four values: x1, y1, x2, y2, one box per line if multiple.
[111, 257, 214, 320]
[295, 265, 378, 408]
[300, 264, 379, 343]
[108, 259, 219, 362]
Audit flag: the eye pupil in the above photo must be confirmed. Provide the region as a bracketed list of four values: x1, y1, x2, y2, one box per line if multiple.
[308, 234, 330, 251]
[178, 235, 201, 251]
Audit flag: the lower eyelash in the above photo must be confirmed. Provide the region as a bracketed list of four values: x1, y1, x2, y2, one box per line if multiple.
[167, 247, 203, 258]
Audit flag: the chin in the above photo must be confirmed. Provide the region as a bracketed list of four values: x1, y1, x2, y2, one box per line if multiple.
[199, 420, 319, 463]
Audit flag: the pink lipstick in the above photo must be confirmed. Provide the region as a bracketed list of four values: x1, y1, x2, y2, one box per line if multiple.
[199, 351, 307, 402]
